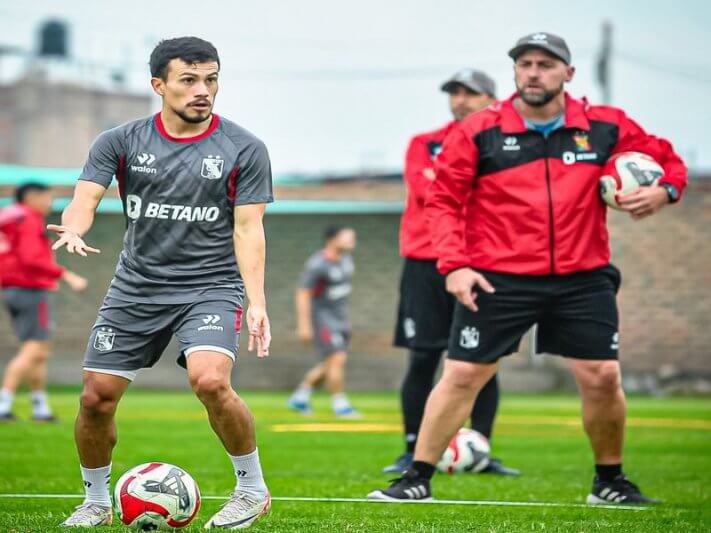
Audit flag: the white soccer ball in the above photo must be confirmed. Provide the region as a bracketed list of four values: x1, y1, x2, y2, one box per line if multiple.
[599, 151, 664, 210]
[437, 428, 491, 474]
[114, 462, 201, 530]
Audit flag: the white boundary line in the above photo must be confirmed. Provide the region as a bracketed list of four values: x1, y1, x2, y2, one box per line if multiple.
[0, 493, 650, 512]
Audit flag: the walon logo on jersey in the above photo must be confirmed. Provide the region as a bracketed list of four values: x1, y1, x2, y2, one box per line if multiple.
[131, 152, 157, 174]
[503, 136, 521, 151]
[201, 155, 224, 179]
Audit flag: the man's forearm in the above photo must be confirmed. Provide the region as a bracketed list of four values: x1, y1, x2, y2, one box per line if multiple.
[234, 224, 267, 307]
[61, 199, 97, 237]
[295, 290, 312, 329]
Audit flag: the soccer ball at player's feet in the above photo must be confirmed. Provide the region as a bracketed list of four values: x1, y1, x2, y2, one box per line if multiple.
[587, 474, 659, 505]
[204, 490, 271, 529]
[437, 428, 490, 474]
[114, 462, 201, 530]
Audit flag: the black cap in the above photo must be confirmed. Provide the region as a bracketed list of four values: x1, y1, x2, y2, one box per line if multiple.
[440, 69, 497, 98]
[508, 32, 571, 64]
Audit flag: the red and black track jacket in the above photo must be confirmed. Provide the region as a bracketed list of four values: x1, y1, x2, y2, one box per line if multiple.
[400, 120, 457, 259]
[0, 204, 64, 290]
[426, 93, 688, 276]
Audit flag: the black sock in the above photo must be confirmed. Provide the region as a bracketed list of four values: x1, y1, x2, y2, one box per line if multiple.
[595, 463, 622, 482]
[470, 374, 499, 441]
[400, 350, 441, 453]
[411, 461, 436, 480]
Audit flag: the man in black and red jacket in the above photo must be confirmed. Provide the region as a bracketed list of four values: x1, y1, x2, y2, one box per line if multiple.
[370, 32, 686, 505]
[385, 69, 518, 476]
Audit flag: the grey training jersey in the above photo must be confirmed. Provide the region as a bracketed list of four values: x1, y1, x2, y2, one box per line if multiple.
[79, 114, 273, 303]
[299, 251, 354, 332]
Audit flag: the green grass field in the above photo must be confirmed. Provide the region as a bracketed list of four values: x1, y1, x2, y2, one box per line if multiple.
[0, 389, 709, 532]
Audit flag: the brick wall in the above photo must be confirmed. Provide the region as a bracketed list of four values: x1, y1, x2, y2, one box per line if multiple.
[1, 180, 709, 389]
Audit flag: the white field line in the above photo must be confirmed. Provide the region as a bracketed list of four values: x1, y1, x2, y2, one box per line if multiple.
[0, 493, 650, 511]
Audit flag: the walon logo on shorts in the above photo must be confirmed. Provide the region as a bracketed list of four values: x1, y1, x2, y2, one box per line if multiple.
[459, 326, 480, 349]
[94, 328, 115, 352]
[198, 315, 223, 332]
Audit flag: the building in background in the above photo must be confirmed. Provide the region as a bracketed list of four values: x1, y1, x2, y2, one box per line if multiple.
[0, 20, 151, 167]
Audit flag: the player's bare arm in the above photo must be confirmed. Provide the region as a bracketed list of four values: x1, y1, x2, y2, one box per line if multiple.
[48, 180, 105, 256]
[234, 203, 271, 358]
[295, 288, 314, 343]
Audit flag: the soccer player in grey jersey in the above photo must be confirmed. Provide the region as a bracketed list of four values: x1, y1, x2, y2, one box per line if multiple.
[50, 37, 273, 529]
[288, 226, 359, 417]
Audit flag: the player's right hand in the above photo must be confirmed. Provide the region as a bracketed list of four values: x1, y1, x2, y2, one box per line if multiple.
[47, 225, 100, 256]
[445, 268, 495, 312]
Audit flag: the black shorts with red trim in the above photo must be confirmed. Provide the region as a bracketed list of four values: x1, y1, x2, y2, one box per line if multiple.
[1, 288, 53, 341]
[448, 265, 621, 364]
[394, 258, 455, 351]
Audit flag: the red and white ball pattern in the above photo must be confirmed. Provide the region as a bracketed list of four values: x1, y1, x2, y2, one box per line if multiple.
[437, 428, 491, 474]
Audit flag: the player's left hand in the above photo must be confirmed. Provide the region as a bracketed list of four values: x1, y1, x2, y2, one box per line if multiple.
[617, 186, 669, 220]
[246, 305, 271, 358]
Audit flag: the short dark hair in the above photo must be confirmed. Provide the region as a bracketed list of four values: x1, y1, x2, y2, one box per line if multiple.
[15, 182, 49, 203]
[324, 225, 347, 242]
[149, 36, 220, 80]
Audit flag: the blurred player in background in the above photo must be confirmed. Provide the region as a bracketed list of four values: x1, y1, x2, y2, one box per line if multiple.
[385, 70, 518, 476]
[49, 37, 273, 528]
[0, 183, 87, 422]
[370, 32, 686, 505]
[288, 226, 359, 417]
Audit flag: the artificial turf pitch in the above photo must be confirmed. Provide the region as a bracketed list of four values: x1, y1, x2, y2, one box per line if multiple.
[0, 390, 709, 532]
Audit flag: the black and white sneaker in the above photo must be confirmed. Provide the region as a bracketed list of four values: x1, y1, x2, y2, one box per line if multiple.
[587, 475, 659, 505]
[0, 412, 17, 422]
[367, 469, 432, 501]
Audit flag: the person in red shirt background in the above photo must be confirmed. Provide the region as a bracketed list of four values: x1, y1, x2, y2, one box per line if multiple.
[386, 69, 518, 476]
[0, 182, 88, 421]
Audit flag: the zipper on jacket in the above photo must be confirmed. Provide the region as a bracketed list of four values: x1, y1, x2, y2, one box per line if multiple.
[542, 134, 556, 274]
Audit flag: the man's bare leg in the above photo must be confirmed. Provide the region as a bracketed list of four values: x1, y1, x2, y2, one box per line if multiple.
[0, 341, 50, 418]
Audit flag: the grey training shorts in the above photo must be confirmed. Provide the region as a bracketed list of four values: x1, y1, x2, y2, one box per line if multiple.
[83, 294, 243, 381]
[2, 288, 54, 342]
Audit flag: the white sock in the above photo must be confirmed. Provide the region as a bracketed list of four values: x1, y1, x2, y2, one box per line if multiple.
[291, 385, 312, 403]
[332, 393, 351, 411]
[0, 389, 14, 415]
[80, 464, 112, 507]
[31, 390, 52, 417]
[229, 448, 267, 496]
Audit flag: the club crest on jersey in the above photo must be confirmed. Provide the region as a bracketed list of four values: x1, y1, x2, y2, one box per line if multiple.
[94, 328, 115, 352]
[573, 132, 591, 151]
[201, 155, 224, 179]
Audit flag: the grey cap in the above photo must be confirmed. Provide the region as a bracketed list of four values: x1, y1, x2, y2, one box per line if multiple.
[508, 32, 571, 64]
[440, 69, 497, 97]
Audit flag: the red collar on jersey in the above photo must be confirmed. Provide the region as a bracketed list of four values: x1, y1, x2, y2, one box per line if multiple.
[154, 112, 220, 143]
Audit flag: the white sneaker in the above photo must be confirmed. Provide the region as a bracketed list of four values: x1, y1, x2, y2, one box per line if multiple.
[204, 490, 271, 529]
[60, 503, 113, 527]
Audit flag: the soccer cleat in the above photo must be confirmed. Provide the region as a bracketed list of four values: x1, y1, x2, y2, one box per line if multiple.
[287, 397, 313, 415]
[32, 413, 58, 423]
[60, 503, 113, 527]
[334, 406, 361, 418]
[204, 490, 271, 529]
[0, 412, 17, 422]
[480, 458, 521, 476]
[367, 469, 432, 501]
[586, 474, 659, 505]
[382, 452, 413, 474]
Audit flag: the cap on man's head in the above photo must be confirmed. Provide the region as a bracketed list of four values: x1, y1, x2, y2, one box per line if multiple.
[440, 69, 497, 98]
[508, 32, 571, 65]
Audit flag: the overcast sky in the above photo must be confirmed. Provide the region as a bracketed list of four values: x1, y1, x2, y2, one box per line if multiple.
[1, 1, 710, 174]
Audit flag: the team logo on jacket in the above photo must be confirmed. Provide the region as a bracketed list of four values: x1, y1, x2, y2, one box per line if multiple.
[459, 326, 480, 349]
[94, 328, 115, 352]
[201, 155, 224, 179]
[503, 136, 520, 151]
[573, 132, 591, 151]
